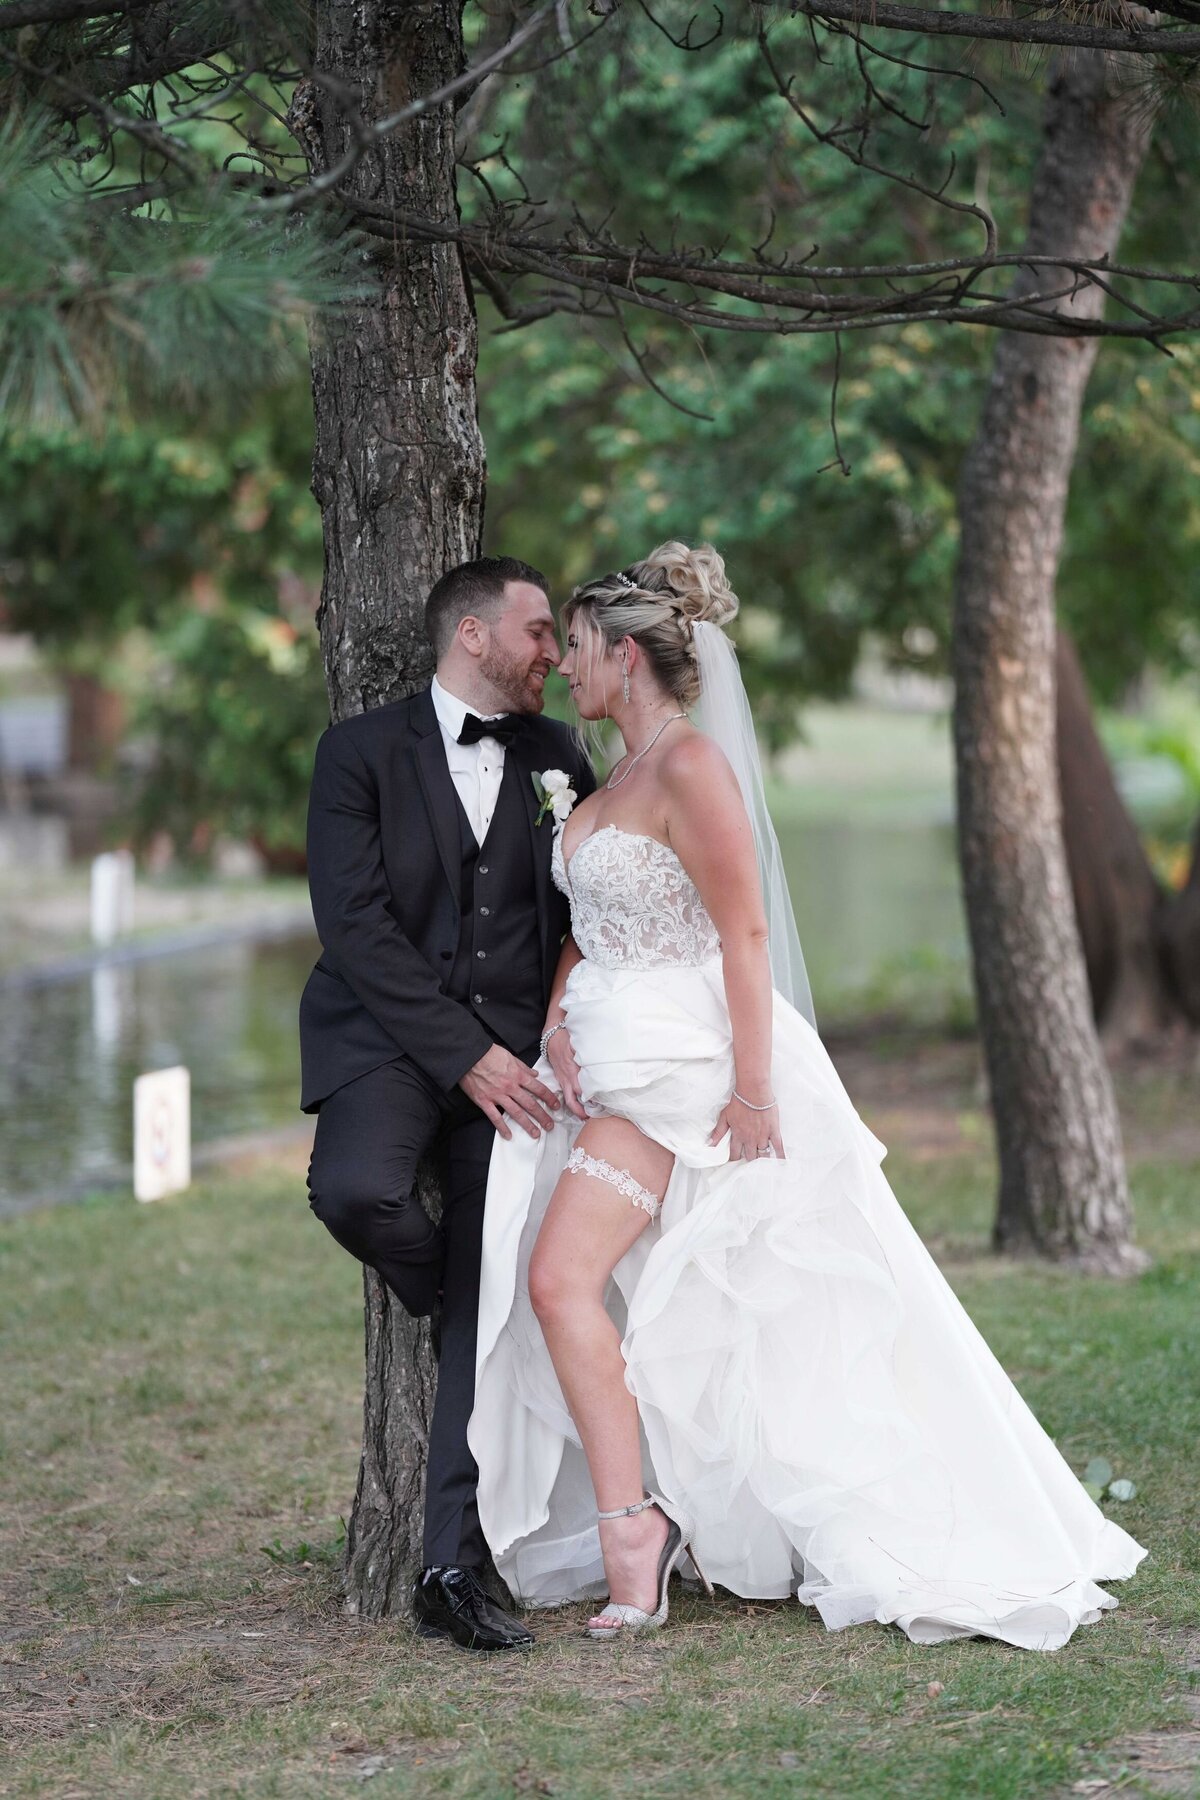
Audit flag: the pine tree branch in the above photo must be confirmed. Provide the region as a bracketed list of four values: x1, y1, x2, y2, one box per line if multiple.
[0, 0, 157, 27]
[787, 0, 1200, 56]
[758, 25, 998, 258]
[0, 40, 199, 170]
[89, 12, 241, 99]
[343, 197, 1200, 342]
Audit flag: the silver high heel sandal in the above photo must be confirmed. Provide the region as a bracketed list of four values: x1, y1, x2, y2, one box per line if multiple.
[586, 1493, 714, 1640]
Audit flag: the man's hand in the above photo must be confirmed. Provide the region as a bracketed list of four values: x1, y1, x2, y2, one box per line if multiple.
[460, 1044, 560, 1140]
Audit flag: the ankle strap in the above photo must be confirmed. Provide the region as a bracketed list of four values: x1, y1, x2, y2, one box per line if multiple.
[598, 1495, 655, 1521]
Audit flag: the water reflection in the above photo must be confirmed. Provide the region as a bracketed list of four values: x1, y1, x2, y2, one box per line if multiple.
[0, 820, 966, 1206]
[0, 934, 317, 1204]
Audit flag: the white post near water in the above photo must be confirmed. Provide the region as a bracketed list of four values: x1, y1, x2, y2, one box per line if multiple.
[91, 849, 135, 946]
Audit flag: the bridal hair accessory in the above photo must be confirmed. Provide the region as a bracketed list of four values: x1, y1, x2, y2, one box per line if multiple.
[691, 621, 816, 1029]
[532, 768, 577, 826]
[612, 571, 638, 590]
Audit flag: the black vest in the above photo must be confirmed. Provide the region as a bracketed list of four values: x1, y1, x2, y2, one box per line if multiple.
[445, 755, 545, 1055]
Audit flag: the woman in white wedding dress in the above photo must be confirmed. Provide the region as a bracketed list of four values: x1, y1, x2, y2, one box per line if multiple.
[467, 541, 1146, 1650]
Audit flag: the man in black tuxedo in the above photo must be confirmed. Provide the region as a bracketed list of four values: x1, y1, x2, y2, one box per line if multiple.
[300, 556, 594, 1652]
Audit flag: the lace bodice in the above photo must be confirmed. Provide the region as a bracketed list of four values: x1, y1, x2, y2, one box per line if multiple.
[552, 824, 721, 969]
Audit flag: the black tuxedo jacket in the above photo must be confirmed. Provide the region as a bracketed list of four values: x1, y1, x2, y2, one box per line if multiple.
[299, 686, 595, 1112]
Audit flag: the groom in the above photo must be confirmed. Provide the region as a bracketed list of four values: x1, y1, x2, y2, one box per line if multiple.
[300, 556, 594, 1652]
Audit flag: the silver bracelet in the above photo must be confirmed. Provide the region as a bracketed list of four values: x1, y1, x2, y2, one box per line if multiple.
[732, 1089, 778, 1112]
[540, 1022, 567, 1059]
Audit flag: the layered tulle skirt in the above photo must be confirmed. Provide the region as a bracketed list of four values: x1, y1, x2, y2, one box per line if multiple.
[468, 954, 1146, 1650]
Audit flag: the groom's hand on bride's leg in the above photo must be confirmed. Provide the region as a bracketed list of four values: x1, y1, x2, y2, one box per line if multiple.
[412, 1566, 535, 1653]
[459, 1044, 559, 1141]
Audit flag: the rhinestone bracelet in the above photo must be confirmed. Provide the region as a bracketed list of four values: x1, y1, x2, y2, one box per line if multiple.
[732, 1090, 778, 1111]
[540, 1022, 567, 1059]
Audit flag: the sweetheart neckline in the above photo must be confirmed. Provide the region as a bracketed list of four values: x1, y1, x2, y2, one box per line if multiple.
[558, 821, 675, 883]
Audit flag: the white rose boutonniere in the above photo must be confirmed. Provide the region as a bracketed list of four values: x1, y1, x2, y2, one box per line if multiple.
[532, 768, 577, 827]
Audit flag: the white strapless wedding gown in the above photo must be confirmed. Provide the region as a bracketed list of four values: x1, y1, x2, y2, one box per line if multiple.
[468, 824, 1146, 1650]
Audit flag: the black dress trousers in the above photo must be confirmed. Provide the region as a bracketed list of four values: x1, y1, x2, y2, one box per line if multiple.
[300, 691, 594, 1572]
[306, 1051, 529, 1570]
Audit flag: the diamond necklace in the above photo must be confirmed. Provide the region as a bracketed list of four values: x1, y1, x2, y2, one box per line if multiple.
[605, 712, 686, 790]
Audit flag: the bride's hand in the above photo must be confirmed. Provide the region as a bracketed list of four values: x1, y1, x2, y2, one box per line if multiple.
[545, 1026, 588, 1122]
[708, 1095, 786, 1162]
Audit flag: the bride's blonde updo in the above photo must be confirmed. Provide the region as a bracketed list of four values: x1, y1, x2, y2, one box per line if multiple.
[564, 540, 739, 710]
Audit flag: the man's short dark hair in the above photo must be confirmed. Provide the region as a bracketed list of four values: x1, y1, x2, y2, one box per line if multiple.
[424, 556, 548, 657]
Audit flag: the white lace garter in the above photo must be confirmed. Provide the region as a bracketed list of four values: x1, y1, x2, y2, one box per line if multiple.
[565, 1146, 661, 1220]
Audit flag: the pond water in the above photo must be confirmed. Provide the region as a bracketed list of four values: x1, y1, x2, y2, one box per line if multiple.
[0, 819, 966, 1208]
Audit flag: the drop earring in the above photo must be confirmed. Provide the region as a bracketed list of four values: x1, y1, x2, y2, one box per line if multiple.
[621, 657, 631, 704]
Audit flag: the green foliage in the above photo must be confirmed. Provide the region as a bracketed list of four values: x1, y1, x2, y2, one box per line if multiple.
[0, 109, 348, 426]
[0, 386, 325, 862]
[3, 0, 1196, 851]
[1059, 346, 1200, 702]
[260, 1526, 346, 1568]
[0, 423, 241, 650]
[472, 13, 1200, 740]
[126, 597, 327, 862]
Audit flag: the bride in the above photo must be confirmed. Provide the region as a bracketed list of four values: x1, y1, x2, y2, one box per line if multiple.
[467, 541, 1146, 1650]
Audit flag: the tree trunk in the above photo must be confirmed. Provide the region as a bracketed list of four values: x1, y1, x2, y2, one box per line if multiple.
[951, 50, 1152, 1274]
[1160, 824, 1200, 1025]
[1056, 624, 1200, 1037]
[65, 671, 125, 772]
[299, 0, 485, 1616]
[1055, 624, 1178, 1045]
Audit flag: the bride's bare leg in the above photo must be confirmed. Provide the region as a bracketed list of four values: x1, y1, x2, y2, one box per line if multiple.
[528, 1118, 675, 1616]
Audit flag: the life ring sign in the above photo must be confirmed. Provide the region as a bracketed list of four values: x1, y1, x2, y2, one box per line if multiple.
[133, 1066, 191, 1203]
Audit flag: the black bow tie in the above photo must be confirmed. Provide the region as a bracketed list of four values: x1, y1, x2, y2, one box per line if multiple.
[457, 712, 521, 747]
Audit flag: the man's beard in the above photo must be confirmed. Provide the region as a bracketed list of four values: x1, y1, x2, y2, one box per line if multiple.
[481, 644, 546, 714]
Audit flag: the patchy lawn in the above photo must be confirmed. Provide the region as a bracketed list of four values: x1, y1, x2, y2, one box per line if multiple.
[1, 1069, 1197, 1799]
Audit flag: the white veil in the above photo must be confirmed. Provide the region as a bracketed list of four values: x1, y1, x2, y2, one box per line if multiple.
[691, 621, 816, 1030]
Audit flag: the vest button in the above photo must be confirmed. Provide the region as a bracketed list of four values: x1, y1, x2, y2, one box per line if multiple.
[479, 865, 489, 875]
[476, 950, 486, 959]
[473, 993, 484, 1004]
[479, 906, 490, 916]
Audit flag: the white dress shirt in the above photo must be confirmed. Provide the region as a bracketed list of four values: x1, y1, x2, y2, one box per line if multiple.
[430, 674, 509, 846]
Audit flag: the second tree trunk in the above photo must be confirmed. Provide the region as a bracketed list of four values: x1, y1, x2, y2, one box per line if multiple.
[952, 50, 1152, 1273]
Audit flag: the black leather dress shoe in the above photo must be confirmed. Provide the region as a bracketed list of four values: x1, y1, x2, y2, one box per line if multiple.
[413, 1566, 535, 1653]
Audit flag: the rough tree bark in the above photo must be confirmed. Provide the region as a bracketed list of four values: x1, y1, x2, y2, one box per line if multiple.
[297, 0, 485, 1616]
[951, 49, 1153, 1273]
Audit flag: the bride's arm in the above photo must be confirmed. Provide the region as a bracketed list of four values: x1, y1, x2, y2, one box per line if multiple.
[661, 736, 785, 1161]
[542, 934, 587, 1121]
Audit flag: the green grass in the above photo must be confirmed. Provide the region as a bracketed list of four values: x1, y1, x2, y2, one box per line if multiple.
[0, 1139, 1197, 1800]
